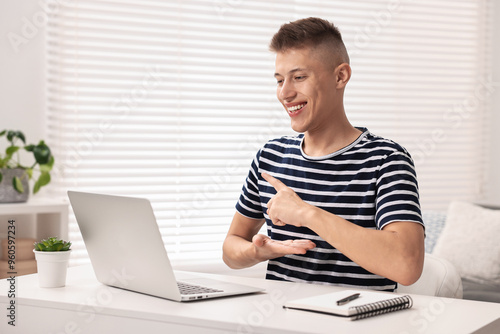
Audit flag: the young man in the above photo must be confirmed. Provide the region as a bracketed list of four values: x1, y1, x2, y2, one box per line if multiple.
[222, 17, 425, 291]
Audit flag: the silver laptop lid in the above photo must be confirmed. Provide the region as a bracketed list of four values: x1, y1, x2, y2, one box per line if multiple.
[68, 191, 263, 302]
[68, 191, 183, 301]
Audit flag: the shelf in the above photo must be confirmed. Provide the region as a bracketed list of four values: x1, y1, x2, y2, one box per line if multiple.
[0, 198, 69, 254]
[0, 198, 69, 215]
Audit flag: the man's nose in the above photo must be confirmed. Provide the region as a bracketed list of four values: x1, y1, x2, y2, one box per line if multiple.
[278, 80, 296, 102]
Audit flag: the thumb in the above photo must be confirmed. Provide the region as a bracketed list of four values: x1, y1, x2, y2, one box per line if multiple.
[252, 234, 268, 247]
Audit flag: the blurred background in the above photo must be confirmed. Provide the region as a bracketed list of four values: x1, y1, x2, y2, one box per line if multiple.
[1, 0, 499, 269]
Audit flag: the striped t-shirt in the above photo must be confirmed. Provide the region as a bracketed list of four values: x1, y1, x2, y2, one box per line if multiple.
[235, 128, 424, 291]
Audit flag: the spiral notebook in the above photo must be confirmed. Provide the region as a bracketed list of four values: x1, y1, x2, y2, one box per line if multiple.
[283, 290, 413, 320]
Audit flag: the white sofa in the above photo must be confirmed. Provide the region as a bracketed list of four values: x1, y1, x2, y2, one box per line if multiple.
[397, 253, 462, 298]
[420, 203, 500, 303]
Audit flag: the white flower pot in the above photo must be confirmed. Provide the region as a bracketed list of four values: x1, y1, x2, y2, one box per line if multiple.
[33, 250, 71, 288]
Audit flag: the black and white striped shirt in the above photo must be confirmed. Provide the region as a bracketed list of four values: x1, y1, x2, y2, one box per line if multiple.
[236, 128, 423, 291]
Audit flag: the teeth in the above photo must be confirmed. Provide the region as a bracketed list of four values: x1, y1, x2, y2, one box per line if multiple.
[288, 103, 306, 112]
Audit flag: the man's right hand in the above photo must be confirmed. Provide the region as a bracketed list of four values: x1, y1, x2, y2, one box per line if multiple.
[252, 234, 316, 261]
[223, 212, 316, 269]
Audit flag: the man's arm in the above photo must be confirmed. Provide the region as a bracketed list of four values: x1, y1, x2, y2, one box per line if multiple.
[222, 212, 316, 269]
[307, 213, 424, 286]
[263, 173, 425, 286]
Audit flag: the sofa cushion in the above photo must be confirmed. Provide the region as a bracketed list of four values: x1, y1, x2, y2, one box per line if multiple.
[462, 278, 500, 303]
[432, 201, 500, 286]
[397, 253, 463, 298]
[422, 211, 447, 253]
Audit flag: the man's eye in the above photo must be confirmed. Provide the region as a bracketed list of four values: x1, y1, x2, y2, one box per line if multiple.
[295, 76, 305, 80]
[276, 79, 283, 85]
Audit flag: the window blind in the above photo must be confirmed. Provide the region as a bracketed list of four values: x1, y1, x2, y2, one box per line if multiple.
[45, 0, 492, 266]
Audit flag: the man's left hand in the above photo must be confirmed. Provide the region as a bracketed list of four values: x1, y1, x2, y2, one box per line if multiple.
[262, 172, 313, 228]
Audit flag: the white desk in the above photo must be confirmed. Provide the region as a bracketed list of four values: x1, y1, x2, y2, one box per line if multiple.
[1, 265, 499, 334]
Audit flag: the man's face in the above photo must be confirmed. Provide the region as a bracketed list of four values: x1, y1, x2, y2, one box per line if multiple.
[274, 47, 342, 134]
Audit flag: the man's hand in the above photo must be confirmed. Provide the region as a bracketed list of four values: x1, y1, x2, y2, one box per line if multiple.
[262, 172, 314, 228]
[252, 234, 316, 261]
[222, 212, 316, 269]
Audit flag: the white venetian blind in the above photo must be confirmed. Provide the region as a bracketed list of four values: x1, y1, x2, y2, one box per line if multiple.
[45, 0, 492, 266]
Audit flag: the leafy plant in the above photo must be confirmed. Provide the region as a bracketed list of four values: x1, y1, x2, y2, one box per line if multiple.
[0, 130, 54, 194]
[34, 237, 71, 252]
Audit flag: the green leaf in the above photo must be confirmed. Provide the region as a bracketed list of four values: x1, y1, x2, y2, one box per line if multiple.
[39, 172, 51, 188]
[6, 131, 25, 144]
[39, 164, 52, 173]
[48, 155, 55, 167]
[12, 176, 24, 193]
[24, 144, 35, 152]
[6, 131, 15, 142]
[17, 131, 26, 144]
[39, 156, 55, 173]
[5, 146, 19, 156]
[34, 172, 51, 194]
[25, 168, 33, 178]
[33, 182, 40, 194]
[0, 130, 6, 137]
[34, 237, 71, 252]
[33, 141, 51, 165]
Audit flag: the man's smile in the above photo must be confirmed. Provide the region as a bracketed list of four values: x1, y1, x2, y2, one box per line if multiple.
[286, 102, 307, 116]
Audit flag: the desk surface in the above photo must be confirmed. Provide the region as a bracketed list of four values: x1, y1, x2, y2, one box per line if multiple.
[1, 265, 500, 334]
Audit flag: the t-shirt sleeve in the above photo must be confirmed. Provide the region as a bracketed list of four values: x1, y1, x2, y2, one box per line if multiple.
[235, 149, 265, 219]
[375, 150, 424, 230]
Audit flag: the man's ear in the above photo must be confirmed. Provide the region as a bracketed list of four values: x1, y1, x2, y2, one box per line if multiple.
[335, 63, 351, 89]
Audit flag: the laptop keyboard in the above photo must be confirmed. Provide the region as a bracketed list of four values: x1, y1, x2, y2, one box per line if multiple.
[177, 281, 223, 295]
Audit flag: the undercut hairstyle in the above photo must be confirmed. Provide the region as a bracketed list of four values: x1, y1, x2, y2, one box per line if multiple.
[269, 17, 350, 66]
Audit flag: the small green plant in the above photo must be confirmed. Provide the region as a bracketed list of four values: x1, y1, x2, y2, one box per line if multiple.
[34, 237, 71, 252]
[0, 130, 54, 194]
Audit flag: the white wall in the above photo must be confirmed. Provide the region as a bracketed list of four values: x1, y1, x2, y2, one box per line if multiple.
[486, 0, 500, 204]
[1, 0, 499, 204]
[0, 0, 46, 141]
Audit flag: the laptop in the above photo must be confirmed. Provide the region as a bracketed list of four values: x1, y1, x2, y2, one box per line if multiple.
[67, 191, 264, 302]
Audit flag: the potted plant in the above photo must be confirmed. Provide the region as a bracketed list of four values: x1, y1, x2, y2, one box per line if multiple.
[33, 237, 72, 288]
[0, 130, 55, 203]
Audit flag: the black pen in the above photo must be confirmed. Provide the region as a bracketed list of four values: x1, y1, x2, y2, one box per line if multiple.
[336, 293, 360, 306]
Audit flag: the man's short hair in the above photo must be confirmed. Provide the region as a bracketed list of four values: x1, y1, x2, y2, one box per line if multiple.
[269, 17, 350, 66]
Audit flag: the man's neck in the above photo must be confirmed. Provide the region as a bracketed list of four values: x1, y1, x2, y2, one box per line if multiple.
[302, 121, 362, 157]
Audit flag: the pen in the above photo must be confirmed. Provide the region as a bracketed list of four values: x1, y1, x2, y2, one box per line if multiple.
[336, 293, 360, 306]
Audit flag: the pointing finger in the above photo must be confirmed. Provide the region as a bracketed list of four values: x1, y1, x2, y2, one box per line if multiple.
[262, 173, 287, 192]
